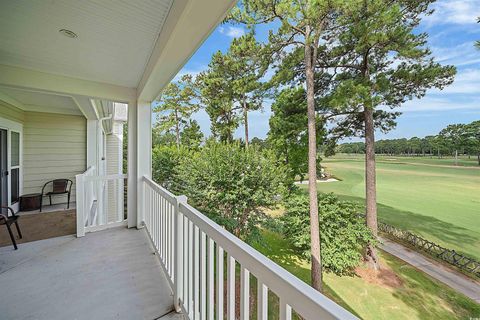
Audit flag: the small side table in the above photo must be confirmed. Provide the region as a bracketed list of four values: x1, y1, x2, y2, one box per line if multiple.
[20, 193, 42, 211]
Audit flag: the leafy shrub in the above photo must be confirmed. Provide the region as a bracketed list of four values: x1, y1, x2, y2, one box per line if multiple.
[175, 143, 288, 241]
[282, 193, 376, 275]
[152, 145, 191, 191]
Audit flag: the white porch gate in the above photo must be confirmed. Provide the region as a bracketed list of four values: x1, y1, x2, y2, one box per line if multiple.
[76, 166, 127, 237]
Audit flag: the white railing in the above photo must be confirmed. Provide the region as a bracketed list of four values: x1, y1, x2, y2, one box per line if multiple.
[143, 176, 357, 320]
[76, 167, 127, 237]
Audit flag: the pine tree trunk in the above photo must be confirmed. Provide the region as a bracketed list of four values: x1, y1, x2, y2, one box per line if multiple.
[305, 42, 322, 292]
[455, 149, 458, 166]
[243, 99, 249, 148]
[364, 106, 379, 270]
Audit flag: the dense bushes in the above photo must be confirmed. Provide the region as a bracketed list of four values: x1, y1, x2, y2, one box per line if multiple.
[152, 145, 191, 191]
[152, 142, 374, 273]
[153, 142, 288, 241]
[282, 193, 376, 275]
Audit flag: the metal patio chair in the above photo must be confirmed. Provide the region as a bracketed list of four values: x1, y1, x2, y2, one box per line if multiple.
[0, 206, 22, 250]
[40, 179, 73, 212]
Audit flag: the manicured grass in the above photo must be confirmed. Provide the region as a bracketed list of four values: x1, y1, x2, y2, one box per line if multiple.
[253, 229, 480, 320]
[303, 155, 480, 260]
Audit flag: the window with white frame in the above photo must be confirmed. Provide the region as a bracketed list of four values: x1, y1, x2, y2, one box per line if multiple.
[10, 131, 20, 204]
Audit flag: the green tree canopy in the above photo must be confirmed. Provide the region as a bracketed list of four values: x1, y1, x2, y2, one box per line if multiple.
[268, 87, 327, 184]
[154, 74, 198, 146]
[199, 33, 267, 145]
[180, 119, 204, 149]
[228, 33, 268, 147]
[198, 52, 240, 142]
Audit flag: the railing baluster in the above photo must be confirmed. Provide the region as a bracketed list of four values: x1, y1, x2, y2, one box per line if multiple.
[155, 192, 159, 251]
[241, 266, 250, 320]
[188, 220, 194, 319]
[148, 186, 151, 237]
[279, 299, 292, 320]
[257, 282, 268, 320]
[172, 203, 175, 277]
[227, 254, 235, 320]
[216, 245, 224, 320]
[150, 187, 153, 244]
[183, 215, 189, 309]
[194, 225, 200, 319]
[200, 231, 207, 320]
[174, 198, 183, 312]
[166, 199, 170, 275]
[162, 196, 166, 264]
[208, 237, 214, 320]
[156, 193, 160, 253]
[164, 196, 167, 264]
[169, 203, 174, 278]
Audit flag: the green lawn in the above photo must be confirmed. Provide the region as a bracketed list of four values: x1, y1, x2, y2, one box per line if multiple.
[303, 155, 480, 260]
[253, 229, 480, 320]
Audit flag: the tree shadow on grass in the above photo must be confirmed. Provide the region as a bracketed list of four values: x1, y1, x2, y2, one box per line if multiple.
[332, 194, 480, 259]
[381, 251, 480, 319]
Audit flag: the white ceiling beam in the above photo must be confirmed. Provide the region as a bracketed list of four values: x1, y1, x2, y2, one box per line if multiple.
[21, 104, 83, 116]
[0, 64, 137, 103]
[137, 0, 237, 101]
[71, 96, 98, 120]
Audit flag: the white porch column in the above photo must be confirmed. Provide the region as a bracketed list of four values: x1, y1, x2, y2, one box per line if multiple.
[127, 100, 151, 229]
[136, 100, 152, 228]
[127, 101, 137, 228]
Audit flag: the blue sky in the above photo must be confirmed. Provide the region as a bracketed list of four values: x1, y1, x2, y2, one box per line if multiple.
[170, 0, 480, 141]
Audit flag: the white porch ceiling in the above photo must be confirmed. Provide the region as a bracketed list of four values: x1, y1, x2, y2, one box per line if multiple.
[0, 0, 173, 88]
[0, 86, 82, 116]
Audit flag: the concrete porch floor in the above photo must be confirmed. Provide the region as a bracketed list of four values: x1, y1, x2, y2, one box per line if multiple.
[0, 227, 185, 320]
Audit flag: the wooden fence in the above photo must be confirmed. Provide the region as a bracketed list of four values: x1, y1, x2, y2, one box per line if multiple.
[377, 220, 480, 278]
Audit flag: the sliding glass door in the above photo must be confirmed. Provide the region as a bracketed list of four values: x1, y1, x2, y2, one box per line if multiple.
[0, 118, 22, 212]
[0, 129, 7, 208]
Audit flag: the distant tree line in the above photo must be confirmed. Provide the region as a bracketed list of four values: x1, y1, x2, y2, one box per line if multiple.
[338, 120, 480, 165]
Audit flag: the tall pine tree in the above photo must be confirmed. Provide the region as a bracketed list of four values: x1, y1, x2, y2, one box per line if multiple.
[231, 0, 337, 292]
[329, 0, 455, 268]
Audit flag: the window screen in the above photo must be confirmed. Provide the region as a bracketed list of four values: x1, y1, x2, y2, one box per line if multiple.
[11, 131, 19, 167]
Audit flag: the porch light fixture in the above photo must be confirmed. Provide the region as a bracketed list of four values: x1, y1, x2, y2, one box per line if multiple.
[59, 29, 78, 38]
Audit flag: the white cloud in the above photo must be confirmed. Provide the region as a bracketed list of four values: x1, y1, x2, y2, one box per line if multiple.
[431, 41, 480, 67]
[424, 0, 479, 26]
[172, 66, 206, 81]
[430, 68, 480, 95]
[398, 96, 480, 112]
[219, 26, 245, 38]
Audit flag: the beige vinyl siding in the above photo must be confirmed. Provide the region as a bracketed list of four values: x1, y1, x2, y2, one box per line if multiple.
[0, 102, 25, 123]
[106, 122, 124, 222]
[23, 112, 86, 205]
